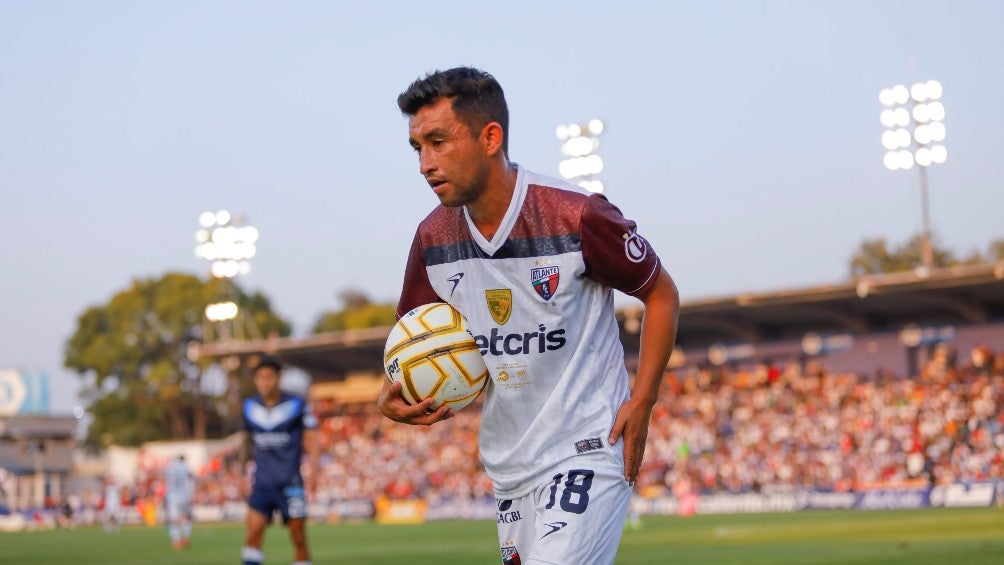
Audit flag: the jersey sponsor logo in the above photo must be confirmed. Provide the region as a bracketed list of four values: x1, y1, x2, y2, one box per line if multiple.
[494, 365, 531, 390]
[251, 431, 292, 448]
[497, 509, 523, 524]
[485, 289, 513, 324]
[574, 437, 604, 454]
[539, 521, 568, 540]
[447, 272, 464, 296]
[500, 543, 522, 565]
[530, 266, 560, 301]
[473, 325, 566, 356]
[497, 498, 513, 511]
[623, 230, 648, 263]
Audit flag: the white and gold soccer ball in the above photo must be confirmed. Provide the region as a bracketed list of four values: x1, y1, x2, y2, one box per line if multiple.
[383, 302, 488, 411]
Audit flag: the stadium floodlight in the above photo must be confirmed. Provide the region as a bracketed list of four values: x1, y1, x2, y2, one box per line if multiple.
[557, 118, 606, 193]
[195, 210, 261, 342]
[879, 80, 947, 270]
[205, 301, 239, 322]
[195, 210, 258, 279]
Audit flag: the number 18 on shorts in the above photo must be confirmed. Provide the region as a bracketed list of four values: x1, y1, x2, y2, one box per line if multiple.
[495, 464, 631, 565]
[283, 485, 306, 520]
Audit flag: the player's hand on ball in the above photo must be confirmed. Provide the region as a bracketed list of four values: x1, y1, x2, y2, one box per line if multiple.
[378, 380, 454, 426]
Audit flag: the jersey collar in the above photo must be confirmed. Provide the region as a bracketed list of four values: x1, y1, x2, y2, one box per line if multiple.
[463, 163, 527, 256]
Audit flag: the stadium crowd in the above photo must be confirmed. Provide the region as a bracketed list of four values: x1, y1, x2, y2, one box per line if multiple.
[9, 344, 1000, 529]
[302, 343, 1002, 503]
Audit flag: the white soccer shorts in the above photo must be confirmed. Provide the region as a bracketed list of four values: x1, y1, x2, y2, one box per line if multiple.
[165, 496, 193, 522]
[495, 453, 631, 565]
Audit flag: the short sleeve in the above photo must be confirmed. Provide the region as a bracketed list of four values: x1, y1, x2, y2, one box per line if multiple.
[580, 194, 661, 296]
[397, 228, 441, 318]
[301, 399, 318, 430]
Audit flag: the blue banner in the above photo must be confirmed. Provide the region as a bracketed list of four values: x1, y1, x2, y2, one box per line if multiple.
[0, 370, 49, 415]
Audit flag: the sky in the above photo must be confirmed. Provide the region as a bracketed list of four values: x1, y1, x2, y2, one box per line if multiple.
[2, 1, 1003, 415]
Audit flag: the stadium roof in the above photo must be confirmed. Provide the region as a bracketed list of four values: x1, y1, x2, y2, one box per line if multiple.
[194, 262, 1004, 381]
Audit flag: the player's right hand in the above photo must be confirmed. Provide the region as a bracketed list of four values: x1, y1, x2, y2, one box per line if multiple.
[378, 380, 454, 426]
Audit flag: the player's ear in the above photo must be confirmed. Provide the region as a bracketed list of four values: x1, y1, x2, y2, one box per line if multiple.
[482, 122, 504, 157]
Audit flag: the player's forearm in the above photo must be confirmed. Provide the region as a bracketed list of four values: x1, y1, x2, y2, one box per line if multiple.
[304, 431, 320, 480]
[631, 268, 679, 407]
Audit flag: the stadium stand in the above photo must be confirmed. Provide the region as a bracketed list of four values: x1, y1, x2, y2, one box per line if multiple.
[184, 264, 1004, 519]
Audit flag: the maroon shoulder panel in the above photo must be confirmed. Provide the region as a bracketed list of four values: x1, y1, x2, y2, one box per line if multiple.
[579, 194, 661, 296]
[396, 206, 465, 318]
[509, 184, 589, 240]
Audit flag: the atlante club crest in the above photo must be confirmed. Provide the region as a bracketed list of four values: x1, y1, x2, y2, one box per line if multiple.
[500, 544, 521, 565]
[530, 266, 560, 301]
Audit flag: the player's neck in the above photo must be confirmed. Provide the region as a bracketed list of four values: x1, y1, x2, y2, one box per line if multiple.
[260, 390, 282, 406]
[468, 162, 517, 240]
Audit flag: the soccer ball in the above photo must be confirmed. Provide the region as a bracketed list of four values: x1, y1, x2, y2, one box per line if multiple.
[383, 302, 489, 410]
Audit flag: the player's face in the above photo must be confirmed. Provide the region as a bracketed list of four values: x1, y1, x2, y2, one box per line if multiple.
[408, 97, 491, 208]
[253, 367, 281, 400]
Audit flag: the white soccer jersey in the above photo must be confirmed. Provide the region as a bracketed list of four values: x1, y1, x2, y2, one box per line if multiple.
[398, 164, 661, 498]
[165, 459, 195, 503]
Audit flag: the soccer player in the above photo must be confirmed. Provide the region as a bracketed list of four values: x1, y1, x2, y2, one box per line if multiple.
[378, 67, 680, 564]
[241, 356, 319, 565]
[164, 454, 195, 550]
[101, 476, 122, 534]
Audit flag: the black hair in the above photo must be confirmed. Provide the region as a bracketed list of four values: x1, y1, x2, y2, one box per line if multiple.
[252, 355, 283, 373]
[397, 66, 509, 157]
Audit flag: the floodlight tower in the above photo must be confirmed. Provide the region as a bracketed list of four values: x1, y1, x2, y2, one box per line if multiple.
[194, 210, 261, 343]
[557, 119, 605, 193]
[879, 80, 947, 270]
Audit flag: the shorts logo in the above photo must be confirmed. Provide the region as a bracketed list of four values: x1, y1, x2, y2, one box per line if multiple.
[539, 521, 568, 540]
[574, 437, 603, 454]
[623, 230, 648, 263]
[501, 544, 521, 565]
[485, 289, 513, 325]
[530, 266, 560, 301]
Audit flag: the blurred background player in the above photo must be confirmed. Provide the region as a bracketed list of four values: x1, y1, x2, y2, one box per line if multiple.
[101, 475, 122, 533]
[164, 454, 195, 550]
[241, 356, 319, 565]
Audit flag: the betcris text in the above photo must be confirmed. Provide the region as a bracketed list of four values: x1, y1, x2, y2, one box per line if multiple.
[474, 325, 566, 356]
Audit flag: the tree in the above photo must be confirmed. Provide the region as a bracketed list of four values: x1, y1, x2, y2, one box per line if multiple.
[312, 289, 397, 333]
[65, 272, 291, 447]
[988, 239, 1004, 262]
[850, 234, 1004, 277]
[850, 233, 955, 277]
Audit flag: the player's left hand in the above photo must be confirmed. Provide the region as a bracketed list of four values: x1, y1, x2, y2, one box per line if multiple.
[608, 397, 654, 485]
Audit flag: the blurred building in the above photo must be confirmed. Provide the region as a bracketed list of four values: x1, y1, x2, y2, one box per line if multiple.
[0, 414, 76, 510]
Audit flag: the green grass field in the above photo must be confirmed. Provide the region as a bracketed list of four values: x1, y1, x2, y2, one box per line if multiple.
[2, 508, 1002, 564]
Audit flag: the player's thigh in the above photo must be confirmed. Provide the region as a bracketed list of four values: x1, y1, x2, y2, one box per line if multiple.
[249, 486, 285, 518]
[246, 488, 279, 541]
[245, 507, 270, 544]
[529, 465, 631, 565]
[496, 495, 536, 564]
[165, 499, 182, 522]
